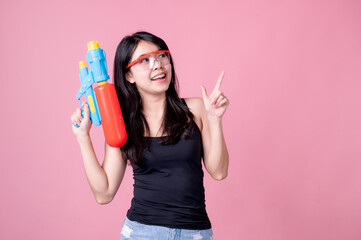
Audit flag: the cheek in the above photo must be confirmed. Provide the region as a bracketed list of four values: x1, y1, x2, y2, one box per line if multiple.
[166, 66, 173, 80]
[133, 71, 150, 82]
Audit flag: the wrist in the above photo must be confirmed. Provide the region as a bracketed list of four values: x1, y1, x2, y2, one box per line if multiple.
[207, 114, 223, 124]
[76, 133, 91, 143]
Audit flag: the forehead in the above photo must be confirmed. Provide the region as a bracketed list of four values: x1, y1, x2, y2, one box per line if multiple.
[131, 40, 160, 60]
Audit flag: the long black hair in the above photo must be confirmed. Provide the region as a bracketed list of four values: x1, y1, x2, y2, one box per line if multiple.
[113, 31, 194, 167]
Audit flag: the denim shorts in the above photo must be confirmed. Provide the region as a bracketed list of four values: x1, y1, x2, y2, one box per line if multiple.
[120, 217, 213, 240]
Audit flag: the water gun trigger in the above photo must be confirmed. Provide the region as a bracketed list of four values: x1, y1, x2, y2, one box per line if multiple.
[71, 119, 80, 128]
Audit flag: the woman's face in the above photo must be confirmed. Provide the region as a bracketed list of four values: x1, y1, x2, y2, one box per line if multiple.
[126, 40, 172, 97]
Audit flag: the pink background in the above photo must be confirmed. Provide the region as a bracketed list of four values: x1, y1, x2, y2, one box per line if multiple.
[1, 0, 361, 239]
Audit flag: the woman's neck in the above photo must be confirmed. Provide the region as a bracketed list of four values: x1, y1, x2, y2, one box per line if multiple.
[141, 93, 166, 117]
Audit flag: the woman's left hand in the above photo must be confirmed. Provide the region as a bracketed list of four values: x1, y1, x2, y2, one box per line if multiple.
[201, 71, 230, 120]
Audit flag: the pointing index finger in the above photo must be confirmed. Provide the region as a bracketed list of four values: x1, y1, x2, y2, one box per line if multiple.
[214, 71, 225, 91]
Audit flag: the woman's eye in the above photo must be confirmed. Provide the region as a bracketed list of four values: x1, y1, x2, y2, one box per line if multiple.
[158, 53, 166, 58]
[140, 57, 149, 64]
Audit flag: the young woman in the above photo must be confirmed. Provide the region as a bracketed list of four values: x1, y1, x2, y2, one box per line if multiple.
[71, 31, 229, 239]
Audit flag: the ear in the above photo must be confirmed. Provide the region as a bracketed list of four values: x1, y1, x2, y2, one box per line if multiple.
[125, 72, 135, 84]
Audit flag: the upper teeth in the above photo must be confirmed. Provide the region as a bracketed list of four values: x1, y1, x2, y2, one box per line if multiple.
[152, 74, 165, 80]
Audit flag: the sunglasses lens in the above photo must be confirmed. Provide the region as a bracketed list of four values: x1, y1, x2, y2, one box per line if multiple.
[133, 52, 170, 70]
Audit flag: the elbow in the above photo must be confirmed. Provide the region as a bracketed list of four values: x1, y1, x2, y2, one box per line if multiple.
[212, 172, 228, 181]
[96, 198, 112, 205]
[206, 163, 229, 181]
[94, 194, 114, 205]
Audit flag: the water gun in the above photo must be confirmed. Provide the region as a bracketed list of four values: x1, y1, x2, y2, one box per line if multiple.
[72, 41, 127, 148]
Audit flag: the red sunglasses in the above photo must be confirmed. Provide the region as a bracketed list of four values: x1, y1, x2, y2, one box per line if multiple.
[126, 50, 171, 69]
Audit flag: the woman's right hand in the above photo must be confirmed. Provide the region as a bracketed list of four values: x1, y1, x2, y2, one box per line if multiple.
[71, 102, 92, 139]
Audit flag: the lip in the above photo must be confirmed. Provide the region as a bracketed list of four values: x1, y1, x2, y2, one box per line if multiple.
[152, 77, 166, 82]
[151, 72, 166, 80]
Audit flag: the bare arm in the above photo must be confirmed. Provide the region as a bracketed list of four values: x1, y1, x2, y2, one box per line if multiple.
[71, 103, 127, 204]
[200, 109, 229, 180]
[185, 72, 229, 180]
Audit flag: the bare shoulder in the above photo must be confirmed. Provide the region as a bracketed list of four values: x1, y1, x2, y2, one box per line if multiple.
[183, 97, 204, 115]
[183, 97, 204, 131]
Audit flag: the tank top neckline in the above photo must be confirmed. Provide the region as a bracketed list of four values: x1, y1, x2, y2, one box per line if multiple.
[144, 135, 168, 139]
[143, 98, 201, 139]
[144, 121, 201, 139]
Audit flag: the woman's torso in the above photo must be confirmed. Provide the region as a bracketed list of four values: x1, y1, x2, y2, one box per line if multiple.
[126, 98, 211, 229]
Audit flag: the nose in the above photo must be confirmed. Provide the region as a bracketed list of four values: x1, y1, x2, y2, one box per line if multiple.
[151, 58, 162, 70]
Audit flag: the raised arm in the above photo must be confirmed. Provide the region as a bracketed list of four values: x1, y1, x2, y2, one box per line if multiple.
[71, 102, 127, 204]
[186, 71, 230, 180]
[200, 71, 229, 180]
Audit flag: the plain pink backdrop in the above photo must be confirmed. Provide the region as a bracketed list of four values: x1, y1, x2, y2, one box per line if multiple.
[1, 0, 361, 239]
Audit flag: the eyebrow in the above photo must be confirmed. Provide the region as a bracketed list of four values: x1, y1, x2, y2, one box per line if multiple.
[132, 53, 149, 62]
[135, 49, 162, 59]
[136, 53, 146, 59]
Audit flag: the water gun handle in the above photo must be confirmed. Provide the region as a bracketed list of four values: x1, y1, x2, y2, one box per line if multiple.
[70, 102, 83, 128]
[84, 77, 101, 126]
[71, 62, 101, 128]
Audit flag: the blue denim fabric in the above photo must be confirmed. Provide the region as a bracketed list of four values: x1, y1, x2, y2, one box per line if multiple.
[121, 217, 213, 240]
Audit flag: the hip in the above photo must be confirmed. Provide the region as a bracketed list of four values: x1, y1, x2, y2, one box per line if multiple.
[121, 217, 213, 240]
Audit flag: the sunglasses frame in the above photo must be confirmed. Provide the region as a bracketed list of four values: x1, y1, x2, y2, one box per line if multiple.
[126, 50, 171, 69]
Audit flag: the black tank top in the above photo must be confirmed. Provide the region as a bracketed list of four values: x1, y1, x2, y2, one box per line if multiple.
[126, 108, 211, 229]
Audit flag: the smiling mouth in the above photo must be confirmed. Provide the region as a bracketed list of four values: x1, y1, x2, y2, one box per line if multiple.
[151, 73, 166, 81]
